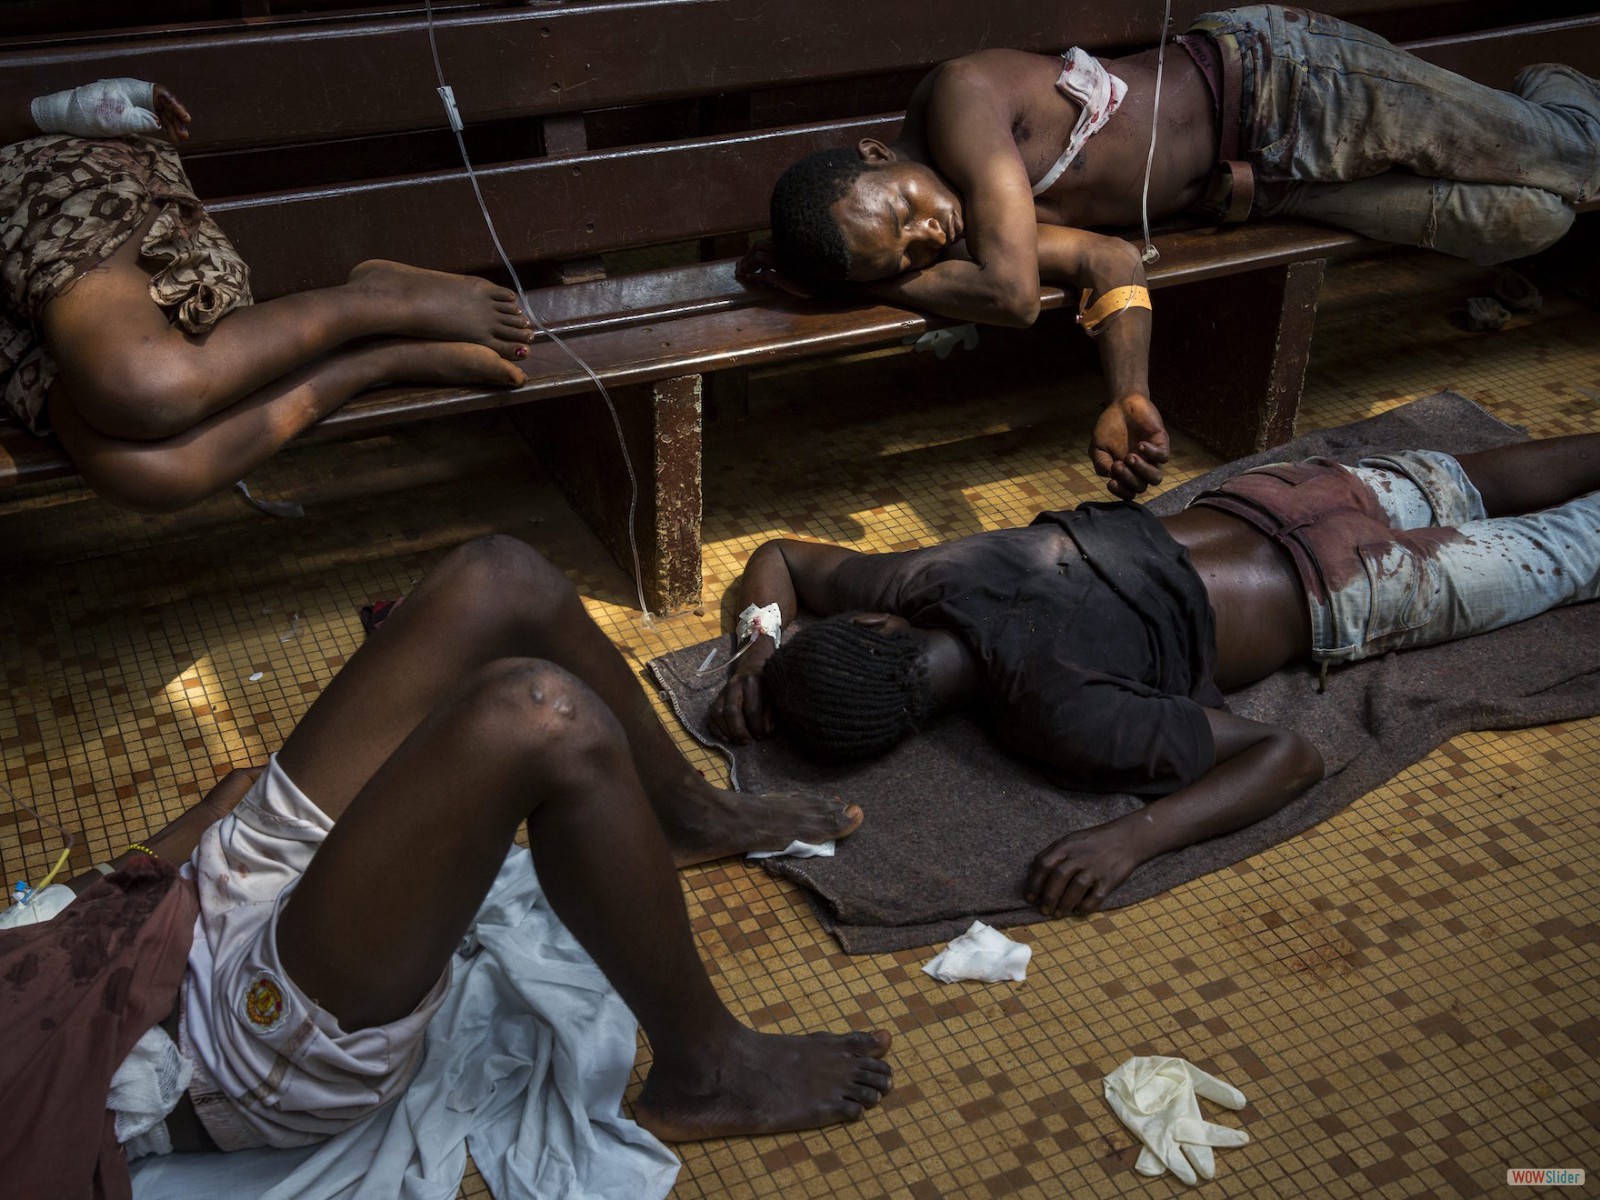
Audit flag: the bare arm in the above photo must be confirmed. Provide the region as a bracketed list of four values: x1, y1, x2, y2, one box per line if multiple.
[63, 765, 259, 894]
[1025, 709, 1323, 916]
[709, 539, 863, 743]
[1037, 226, 1170, 498]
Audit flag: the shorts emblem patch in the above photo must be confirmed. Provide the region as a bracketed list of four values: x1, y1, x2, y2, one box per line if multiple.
[242, 972, 288, 1033]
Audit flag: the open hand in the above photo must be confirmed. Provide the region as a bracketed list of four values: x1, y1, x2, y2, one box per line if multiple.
[1090, 394, 1170, 500]
[1025, 821, 1146, 916]
[735, 238, 815, 299]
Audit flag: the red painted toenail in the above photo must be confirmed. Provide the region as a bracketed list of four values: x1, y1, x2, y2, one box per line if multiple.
[515, 346, 528, 358]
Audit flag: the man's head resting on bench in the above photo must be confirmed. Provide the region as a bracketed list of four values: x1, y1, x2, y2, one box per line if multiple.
[770, 144, 964, 287]
[764, 614, 938, 762]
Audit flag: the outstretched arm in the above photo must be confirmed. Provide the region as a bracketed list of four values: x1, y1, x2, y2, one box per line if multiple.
[1025, 709, 1323, 916]
[61, 766, 259, 894]
[1037, 226, 1169, 499]
[709, 539, 862, 743]
[862, 224, 1167, 498]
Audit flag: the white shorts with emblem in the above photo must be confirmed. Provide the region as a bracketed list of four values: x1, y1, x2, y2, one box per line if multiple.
[180, 754, 451, 1150]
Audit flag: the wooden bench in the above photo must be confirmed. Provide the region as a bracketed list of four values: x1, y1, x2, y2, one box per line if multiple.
[3, 0, 1598, 610]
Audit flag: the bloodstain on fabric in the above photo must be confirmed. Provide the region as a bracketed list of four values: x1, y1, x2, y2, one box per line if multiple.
[1193, 460, 1463, 603]
[0, 857, 198, 1199]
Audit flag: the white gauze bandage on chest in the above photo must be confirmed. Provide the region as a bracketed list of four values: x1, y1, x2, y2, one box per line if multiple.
[1032, 49, 1129, 197]
[31, 78, 162, 138]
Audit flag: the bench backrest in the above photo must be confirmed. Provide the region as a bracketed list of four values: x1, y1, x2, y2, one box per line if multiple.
[4, 0, 1598, 300]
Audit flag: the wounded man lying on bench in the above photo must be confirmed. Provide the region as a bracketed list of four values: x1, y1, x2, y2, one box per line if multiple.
[0, 79, 535, 513]
[744, 5, 1600, 499]
[0, 537, 888, 1195]
[711, 434, 1600, 918]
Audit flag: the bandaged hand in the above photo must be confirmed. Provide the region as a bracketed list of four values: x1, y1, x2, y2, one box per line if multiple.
[31, 79, 191, 142]
[1103, 1056, 1250, 1186]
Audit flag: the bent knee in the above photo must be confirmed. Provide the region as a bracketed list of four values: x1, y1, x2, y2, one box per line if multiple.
[1448, 186, 1574, 265]
[53, 421, 234, 514]
[53, 333, 217, 440]
[434, 534, 576, 617]
[465, 657, 625, 762]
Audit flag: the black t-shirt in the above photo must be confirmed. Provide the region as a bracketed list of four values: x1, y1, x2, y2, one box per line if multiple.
[827, 502, 1222, 794]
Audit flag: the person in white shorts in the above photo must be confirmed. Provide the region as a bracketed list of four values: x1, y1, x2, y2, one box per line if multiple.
[0, 536, 892, 1191]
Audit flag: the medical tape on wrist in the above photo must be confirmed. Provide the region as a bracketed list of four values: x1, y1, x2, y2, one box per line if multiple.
[1077, 285, 1151, 337]
[736, 602, 783, 649]
[31, 79, 160, 138]
[695, 603, 784, 675]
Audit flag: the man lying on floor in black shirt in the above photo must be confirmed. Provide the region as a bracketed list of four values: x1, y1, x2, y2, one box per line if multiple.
[710, 434, 1600, 917]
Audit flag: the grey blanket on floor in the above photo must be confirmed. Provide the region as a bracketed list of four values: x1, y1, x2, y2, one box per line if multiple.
[650, 393, 1600, 953]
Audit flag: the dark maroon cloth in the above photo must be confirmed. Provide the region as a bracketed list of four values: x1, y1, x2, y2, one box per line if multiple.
[0, 858, 199, 1200]
[827, 501, 1221, 794]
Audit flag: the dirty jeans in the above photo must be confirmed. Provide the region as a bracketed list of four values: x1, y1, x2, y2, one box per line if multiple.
[1190, 6, 1600, 263]
[1316, 450, 1600, 664]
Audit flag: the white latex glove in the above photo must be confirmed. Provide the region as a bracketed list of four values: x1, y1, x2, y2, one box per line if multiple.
[1103, 1055, 1250, 1185]
[32, 79, 161, 138]
[903, 324, 979, 360]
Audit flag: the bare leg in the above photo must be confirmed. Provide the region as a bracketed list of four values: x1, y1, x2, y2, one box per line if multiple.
[275, 656, 891, 1140]
[277, 536, 863, 863]
[47, 339, 524, 513]
[39, 210, 534, 442]
[1455, 432, 1600, 515]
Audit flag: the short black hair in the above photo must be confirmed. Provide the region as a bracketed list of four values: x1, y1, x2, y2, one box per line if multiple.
[769, 148, 866, 285]
[763, 617, 933, 764]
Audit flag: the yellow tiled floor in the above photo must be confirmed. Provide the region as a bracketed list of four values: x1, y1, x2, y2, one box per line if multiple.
[2, 248, 1597, 1198]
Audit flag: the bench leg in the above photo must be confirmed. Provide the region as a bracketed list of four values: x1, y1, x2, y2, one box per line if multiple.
[1150, 258, 1325, 460]
[523, 376, 704, 614]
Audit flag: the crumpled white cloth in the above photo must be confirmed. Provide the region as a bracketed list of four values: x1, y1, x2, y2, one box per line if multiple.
[111, 1022, 191, 1160]
[0, 883, 76, 927]
[747, 838, 835, 860]
[131, 849, 680, 1200]
[922, 920, 1031, 983]
[1032, 48, 1128, 196]
[1103, 1056, 1250, 1186]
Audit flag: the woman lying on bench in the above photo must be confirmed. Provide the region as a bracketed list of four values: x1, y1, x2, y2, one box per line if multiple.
[0, 79, 535, 512]
[0, 536, 890, 1194]
[710, 433, 1600, 918]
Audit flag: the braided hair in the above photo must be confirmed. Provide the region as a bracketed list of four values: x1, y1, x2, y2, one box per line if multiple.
[769, 148, 867, 285]
[764, 617, 934, 764]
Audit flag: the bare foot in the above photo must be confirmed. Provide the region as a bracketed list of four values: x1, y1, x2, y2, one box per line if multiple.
[346, 260, 534, 360]
[369, 339, 527, 389]
[652, 780, 864, 867]
[636, 1028, 892, 1141]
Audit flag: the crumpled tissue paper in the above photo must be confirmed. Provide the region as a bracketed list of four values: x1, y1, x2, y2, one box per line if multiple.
[747, 838, 834, 860]
[922, 920, 1031, 983]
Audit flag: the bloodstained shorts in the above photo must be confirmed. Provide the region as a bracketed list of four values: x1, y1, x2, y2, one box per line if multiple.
[180, 755, 449, 1150]
[0, 133, 252, 434]
[1190, 450, 1600, 666]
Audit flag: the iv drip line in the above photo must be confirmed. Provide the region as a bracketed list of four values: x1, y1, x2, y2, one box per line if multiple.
[1138, 0, 1176, 264]
[422, 0, 654, 623]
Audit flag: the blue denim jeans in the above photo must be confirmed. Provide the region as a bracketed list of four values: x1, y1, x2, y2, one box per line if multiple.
[1190, 6, 1600, 262]
[1315, 451, 1600, 664]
